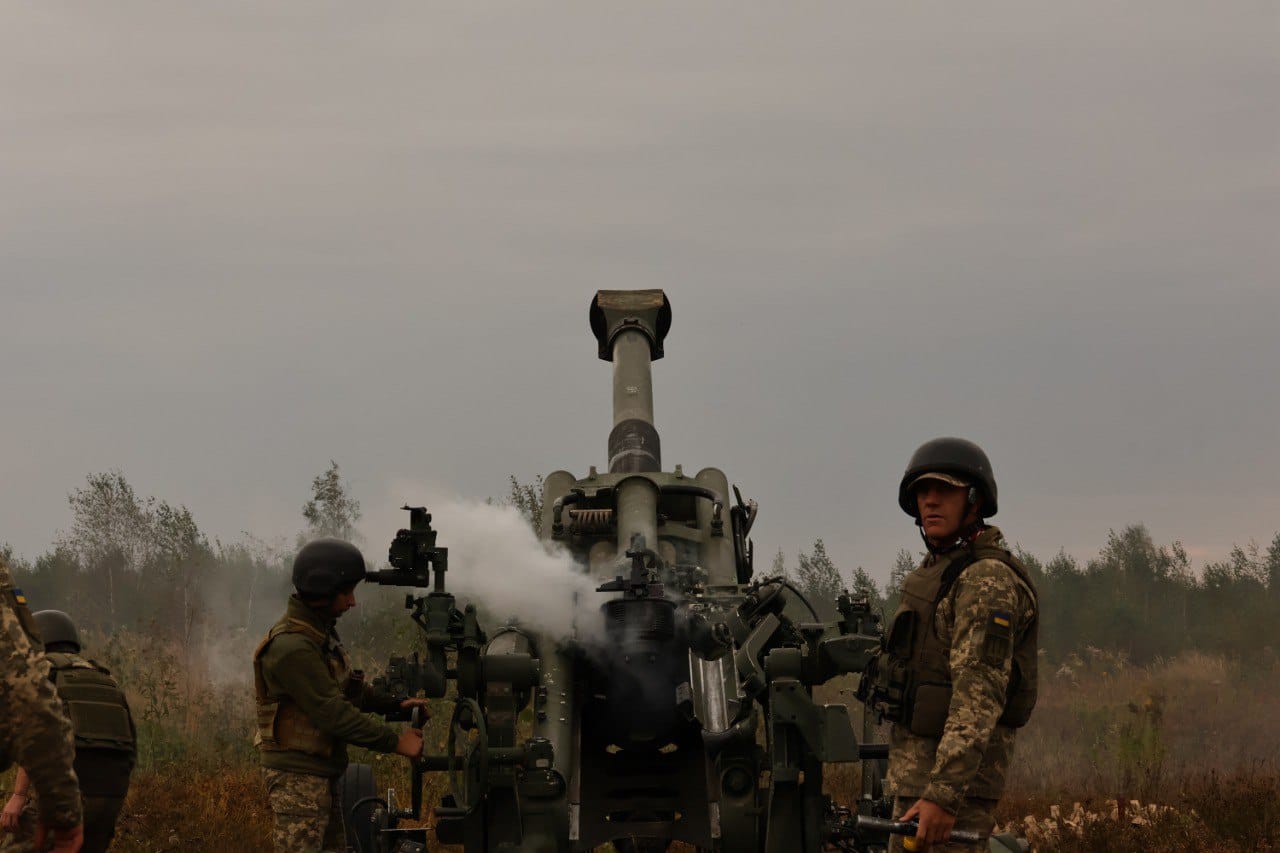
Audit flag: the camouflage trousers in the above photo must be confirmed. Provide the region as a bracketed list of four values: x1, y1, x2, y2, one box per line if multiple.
[262, 768, 347, 853]
[887, 795, 997, 853]
[1, 794, 125, 853]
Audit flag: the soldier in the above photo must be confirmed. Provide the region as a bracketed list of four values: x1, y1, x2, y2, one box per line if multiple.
[255, 538, 428, 853]
[864, 438, 1039, 852]
[0, 557, 83, 853]
[2, 611, 135, 853]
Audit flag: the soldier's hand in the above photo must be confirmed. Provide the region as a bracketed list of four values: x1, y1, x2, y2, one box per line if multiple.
[398, 697, 431, 716]
[395, 727, 425, 759]
[899, 798, 955, 848]
[34, 821, 83, 852]
[1, 794, 25, 831]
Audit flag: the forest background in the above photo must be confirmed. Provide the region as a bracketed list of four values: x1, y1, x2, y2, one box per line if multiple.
[3, 463, 1277, 851]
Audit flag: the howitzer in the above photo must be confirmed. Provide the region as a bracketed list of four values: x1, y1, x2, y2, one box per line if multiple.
[349, 290, 895, 852]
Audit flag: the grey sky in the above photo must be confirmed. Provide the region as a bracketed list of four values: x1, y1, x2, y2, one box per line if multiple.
[3, 2, 1277, 582]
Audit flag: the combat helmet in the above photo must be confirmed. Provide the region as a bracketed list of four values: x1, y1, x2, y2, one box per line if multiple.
[33, 610, 81, 652]
[898, 436, 998, 518]
[292, 538, 367, 599]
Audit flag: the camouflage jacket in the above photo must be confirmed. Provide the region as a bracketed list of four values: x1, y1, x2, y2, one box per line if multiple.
[0, 557, 83, 828]
[884, 526, 1038, 812]
[255, 596, 401, 777]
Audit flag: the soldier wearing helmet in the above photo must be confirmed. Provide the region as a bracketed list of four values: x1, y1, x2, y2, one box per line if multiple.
[255, 539, 429, 852]
[2, 610, 135, 853]
[0, 556, 82, 853]
[862, 438, 1039, 852]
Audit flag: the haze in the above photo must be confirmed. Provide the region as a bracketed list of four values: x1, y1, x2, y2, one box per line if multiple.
[2, 2, 1276, 583]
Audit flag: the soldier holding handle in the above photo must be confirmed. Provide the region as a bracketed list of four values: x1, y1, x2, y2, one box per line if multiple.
[255, 538, 429, 852]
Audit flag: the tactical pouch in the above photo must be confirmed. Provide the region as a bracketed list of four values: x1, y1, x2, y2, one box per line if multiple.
[254, 701, 279, 749]
[862, 653, 912, 724]
[906, 682, 951, 738]
[863, 609, 918, 724]
[343, 669, 366, 703]
[261, 701, 334, 758]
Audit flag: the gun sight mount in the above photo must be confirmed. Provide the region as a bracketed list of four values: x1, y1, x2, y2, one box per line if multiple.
[368, 505, 449, 593]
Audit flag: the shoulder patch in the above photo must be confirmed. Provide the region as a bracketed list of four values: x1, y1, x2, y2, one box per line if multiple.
[981, 608, 1014, 665]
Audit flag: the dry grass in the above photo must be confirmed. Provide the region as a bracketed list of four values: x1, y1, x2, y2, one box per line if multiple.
[985, 650, 1279, 850]
[996, 768, 1280, 852]
[1008, 649, 1280, 800]
[111, 766, 271, 852]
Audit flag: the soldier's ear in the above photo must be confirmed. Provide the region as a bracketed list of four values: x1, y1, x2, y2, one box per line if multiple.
[962, 492, 985, 526]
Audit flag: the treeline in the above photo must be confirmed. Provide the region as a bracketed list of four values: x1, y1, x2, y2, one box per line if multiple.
[1, 466, 539, 670]
[785, 525, 1280, 665]
[6, 468, 1278, 668]
[2, 465, 366, 658]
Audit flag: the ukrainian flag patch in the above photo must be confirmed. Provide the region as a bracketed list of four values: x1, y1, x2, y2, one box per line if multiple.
[983, 609, 1015, 664]
[13, 588, 27, 605]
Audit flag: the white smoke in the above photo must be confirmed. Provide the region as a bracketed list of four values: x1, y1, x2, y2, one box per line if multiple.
[367, 483, 607, 641]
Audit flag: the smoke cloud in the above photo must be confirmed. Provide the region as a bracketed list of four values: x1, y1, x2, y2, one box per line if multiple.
[368, 485, 607, 641]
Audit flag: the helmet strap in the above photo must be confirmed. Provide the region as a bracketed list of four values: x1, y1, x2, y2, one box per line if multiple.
[919, 518, 987, 555]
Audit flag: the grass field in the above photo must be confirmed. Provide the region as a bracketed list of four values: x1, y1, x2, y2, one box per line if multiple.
[4, 636, 1276, 851]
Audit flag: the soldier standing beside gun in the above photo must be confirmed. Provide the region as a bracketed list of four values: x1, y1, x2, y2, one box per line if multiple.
[2, 611, 135, 853]
[0, 557, 83, 853]
[255, 539, 428, 852]
[862, 438, 1039, 851]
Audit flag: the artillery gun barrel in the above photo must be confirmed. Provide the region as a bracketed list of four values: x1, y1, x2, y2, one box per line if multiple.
[590, 290, 672, 554]
[611, 330, 656, 431]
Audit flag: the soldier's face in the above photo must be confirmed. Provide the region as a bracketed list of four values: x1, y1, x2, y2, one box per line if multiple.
[915, 481, 971, 541]
[328, 586, 357, 618]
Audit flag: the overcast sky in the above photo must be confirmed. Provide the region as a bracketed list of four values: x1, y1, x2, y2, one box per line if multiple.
[2, 2, 1277, 583]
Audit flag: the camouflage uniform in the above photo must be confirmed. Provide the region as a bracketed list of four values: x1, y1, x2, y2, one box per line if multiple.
[883, 527, 1038, 853]
[255, 596, 405, 853]
[261, 768, 346, 852]
[2, 645, 134, 853]
[0, 558, 82, 838]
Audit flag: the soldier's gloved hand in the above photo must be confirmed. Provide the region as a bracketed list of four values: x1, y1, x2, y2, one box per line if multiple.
[1, 794, 25, 831]
[395, 727, 425, 760]
[899, 798, 955, 849]
[398, 697, 431, 716]
[34, 821, 83, 852]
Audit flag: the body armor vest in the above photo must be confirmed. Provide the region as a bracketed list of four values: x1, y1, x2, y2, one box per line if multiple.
[46, 652, 136, 798]
[253, 616, 351, 758]
[46, 653, 136, 754]
[866, 542, 1038, 738]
